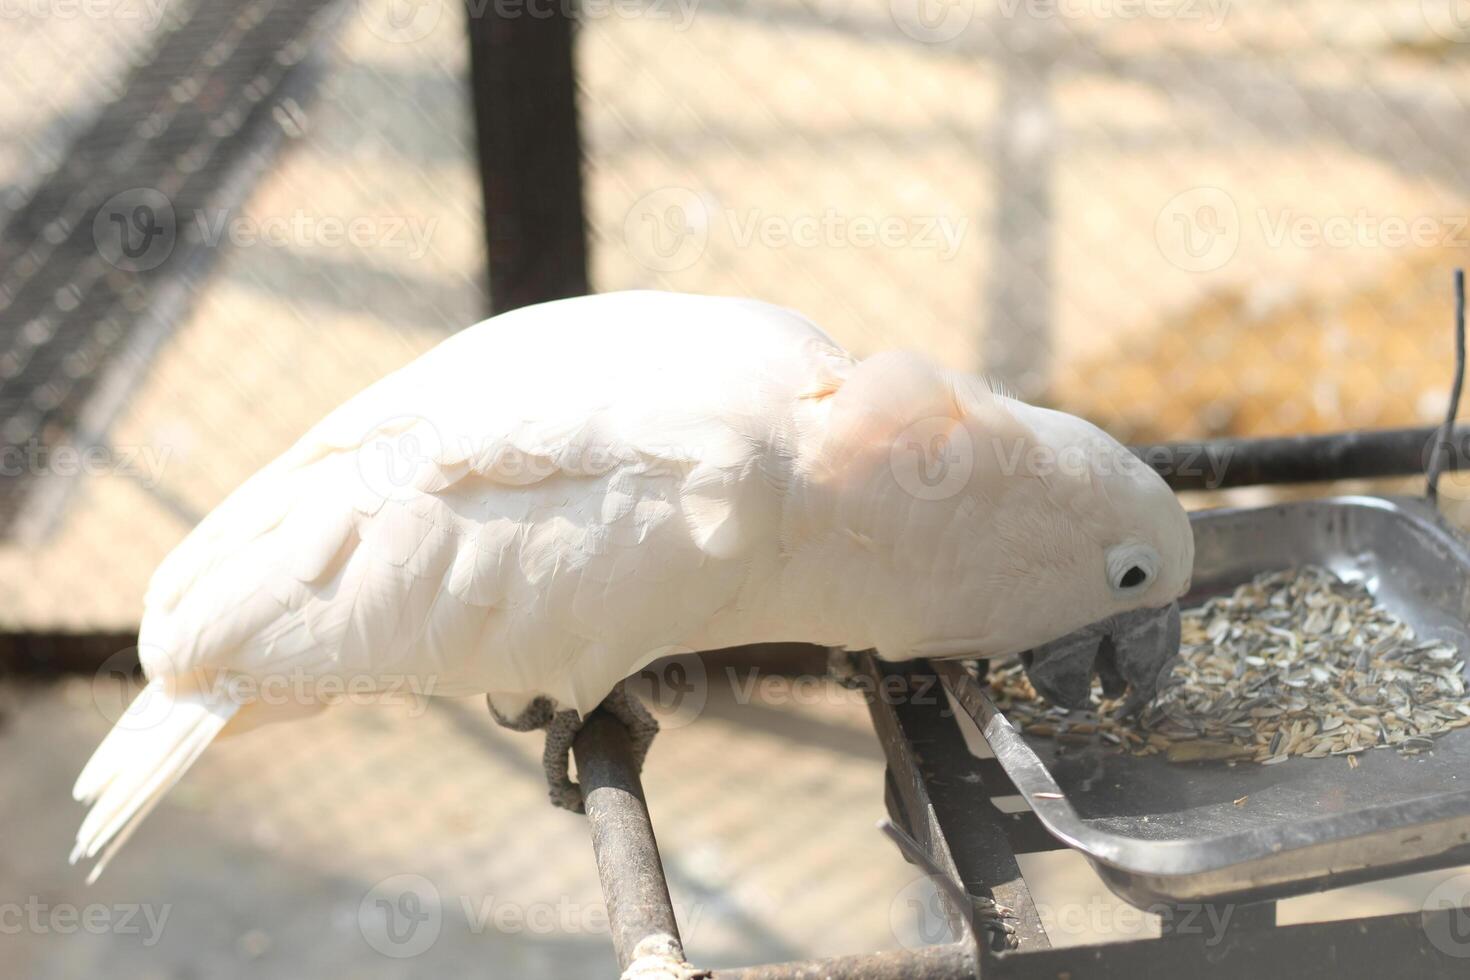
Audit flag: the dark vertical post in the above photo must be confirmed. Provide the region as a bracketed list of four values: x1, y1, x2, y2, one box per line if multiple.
[465, 0, 590, 314]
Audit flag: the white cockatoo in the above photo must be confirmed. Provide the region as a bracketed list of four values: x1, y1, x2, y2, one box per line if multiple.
[72, 290, 1193, 880]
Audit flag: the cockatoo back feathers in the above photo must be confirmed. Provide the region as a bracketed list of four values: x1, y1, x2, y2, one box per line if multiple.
[138, 291, 846, 689]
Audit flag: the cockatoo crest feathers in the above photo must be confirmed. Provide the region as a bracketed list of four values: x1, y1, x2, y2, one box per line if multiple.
[805, 349, 1033, 481]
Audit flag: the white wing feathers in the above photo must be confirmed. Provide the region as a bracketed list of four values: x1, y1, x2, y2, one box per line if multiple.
[75, 291, 854, 878]
[139, 291, 852, 706]
[73, 292, 862, 878]
[71, 677, 238, 883]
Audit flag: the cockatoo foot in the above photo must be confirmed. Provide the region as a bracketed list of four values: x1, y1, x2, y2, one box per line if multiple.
[487, 681, 660, 814]
[974, 895, 1019, 951]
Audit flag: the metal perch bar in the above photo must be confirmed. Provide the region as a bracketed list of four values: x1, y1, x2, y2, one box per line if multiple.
[571, 709, 687, 972]
[1133, 424, 1470, 491]
[1146, 278, 1470, 495]
[708, 944, 976, 979]
[1428, 269, 1467, 501]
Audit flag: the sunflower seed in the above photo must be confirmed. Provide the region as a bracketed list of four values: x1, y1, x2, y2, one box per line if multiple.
[987, 565, 1470, 766]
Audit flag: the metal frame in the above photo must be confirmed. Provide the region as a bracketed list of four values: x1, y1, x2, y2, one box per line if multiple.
[466, 0, 590, 313]
[0, 0, 342, 542]
[570, 657, 1470, 978]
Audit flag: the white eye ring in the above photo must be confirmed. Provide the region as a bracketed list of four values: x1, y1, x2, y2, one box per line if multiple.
[1107, 543, 1158, 594]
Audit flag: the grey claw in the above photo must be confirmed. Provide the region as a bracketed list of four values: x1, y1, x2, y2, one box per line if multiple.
[487, 680, 660, 813]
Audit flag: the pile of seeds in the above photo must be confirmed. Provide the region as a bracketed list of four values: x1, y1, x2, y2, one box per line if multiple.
[989, 566, 1470, 765]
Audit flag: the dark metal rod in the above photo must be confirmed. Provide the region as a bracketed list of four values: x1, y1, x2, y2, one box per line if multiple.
[983, 907, 1469, 979]
[1428, 268, 1467, 500]
[571, 709, 684, 971]
[866, 658, 1050, 952]
[465, 0, 590, 314]
[1131, 425, 1470, 491]
[1157, 899, 1276, 937]
[712, 943, 976, 980]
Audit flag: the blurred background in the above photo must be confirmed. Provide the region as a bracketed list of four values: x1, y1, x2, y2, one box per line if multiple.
[3, 0, 1470, 975]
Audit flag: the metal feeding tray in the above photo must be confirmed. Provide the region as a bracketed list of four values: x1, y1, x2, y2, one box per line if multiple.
[944, 494, 1470, 909]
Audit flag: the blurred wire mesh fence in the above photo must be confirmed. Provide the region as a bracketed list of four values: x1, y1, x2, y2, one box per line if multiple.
[6, 4, 1470, 974]
[1, 0, 1469, 623]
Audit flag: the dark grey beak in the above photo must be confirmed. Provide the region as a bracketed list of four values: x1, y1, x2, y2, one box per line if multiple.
[1019, 602, 1181, 716]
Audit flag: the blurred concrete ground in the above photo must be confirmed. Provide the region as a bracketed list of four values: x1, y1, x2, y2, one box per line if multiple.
[1, 672, 931, 976]
[8, 668, 1470, 976]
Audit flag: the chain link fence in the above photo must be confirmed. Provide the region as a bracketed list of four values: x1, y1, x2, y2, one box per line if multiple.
[591, 0, 1469, 441]
[6, 2, 1470, 973]
[2, 0, 1469, 626]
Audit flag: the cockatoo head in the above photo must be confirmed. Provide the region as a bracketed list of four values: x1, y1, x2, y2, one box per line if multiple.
[802, 350, 1194, 715]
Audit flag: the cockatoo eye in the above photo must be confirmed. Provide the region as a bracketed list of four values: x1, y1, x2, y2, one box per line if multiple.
[1107, 543, 1158, 595]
